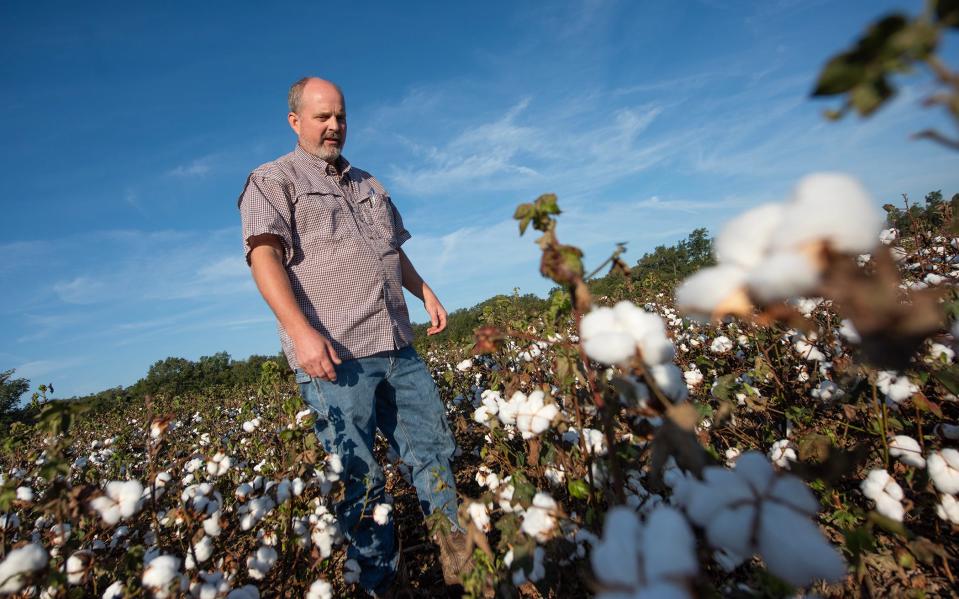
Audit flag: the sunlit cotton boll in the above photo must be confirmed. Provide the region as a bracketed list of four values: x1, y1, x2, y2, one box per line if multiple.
[590, 506, 697, 599]
[746, 251, 822, 303]
[888, 436, 926, 468]
[580, 306, 639, 365]
[513, 390, 560, 439]
[682, 452, 846, 587]
[675, 264, 749, 319]
[306, 579, 333, 599]
[468, 502, 491, 532]
[101, 580, 124, 599]
[876, 371, 919, 407]
[927, 449, 959, 495]
[90, 480, 144, 526]
[771, 172, 884, 255]
[683, 368, 704, 389]
[66, 551, 92, 585]
[860, 469, 905, 521]
[936, 494, 959, 524]
[648, 363, 689, 403]
[0, 544, 48, 594]
[714, 203, 786, 269]
[768, 440, 797, 469]
[710, 336, 734, 354]
[142, 555, 183, 599]
[521, 492, 559, 542]
[246, 546, 277, 580]
[372, 503, 392, 525]
[612, 301, 676, 365]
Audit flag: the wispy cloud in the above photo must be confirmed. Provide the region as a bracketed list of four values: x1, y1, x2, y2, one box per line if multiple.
[168, 155, 214, 177]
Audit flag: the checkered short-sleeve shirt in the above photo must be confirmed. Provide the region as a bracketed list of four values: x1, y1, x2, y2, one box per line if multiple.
[238, 145, 415, 369]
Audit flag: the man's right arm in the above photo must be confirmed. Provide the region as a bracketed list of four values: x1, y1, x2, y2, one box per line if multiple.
[248, 240, 341, 381]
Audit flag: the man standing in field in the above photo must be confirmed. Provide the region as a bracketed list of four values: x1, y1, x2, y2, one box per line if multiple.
[238, 77, 468, 596]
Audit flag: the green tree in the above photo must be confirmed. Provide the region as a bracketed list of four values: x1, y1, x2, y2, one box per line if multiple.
[1, 369, 30, 418]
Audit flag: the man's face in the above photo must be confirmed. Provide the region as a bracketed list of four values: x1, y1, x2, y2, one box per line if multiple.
[288, 80, 347, 163]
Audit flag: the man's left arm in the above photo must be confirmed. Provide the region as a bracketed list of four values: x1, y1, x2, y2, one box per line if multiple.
[399, 249, 447, 335]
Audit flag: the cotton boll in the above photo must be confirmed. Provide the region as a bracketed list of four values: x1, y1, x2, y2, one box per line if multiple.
[927, 449, 959, 494]
[675, 265, 750, 319]
[372, 503, 392, 525]
[709, 336, 734, 354]
[456, 359, 473, 372]
[90, 480, 144, 526]
[642, 506, 698, 582]
[142, 555, 182, 599]
[768, 440, 797, 469]
[936, 494, 959, 524]
[468, 502, 491, 532]
[582, 329, 637, 365]
[612, 301, 675, 365]
[246, 546, 277, 580]
[590, 507, 642, 589]
[684, 368, 704, 389]
[879, 228, 898, 245]
[101, 580, 124, 599]
[343, 559, 361, 584]
[888, 436, 926, 468]
[0, 543, 48, 594]
[305, 579, 333, 599]
[860, 469, 905, 521]
[876, 371, 918, 407]
[715, 203, 786, 269]
[746, 251, 821, 303]
[66, 551, 93, 584]
[757, 501, 847, 587]
[521, 492, 559, 542]
[648, 363, 688, 403]
[774, 172, 883, 255]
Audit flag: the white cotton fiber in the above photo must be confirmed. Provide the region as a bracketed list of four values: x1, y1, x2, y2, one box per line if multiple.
[714, 203, 785, 269]
[675, 265, 748, 318]
[772, 172, 883, 255]
[746, 251, 821, 303]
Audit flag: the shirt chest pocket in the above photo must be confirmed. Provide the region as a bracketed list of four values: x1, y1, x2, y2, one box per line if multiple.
[293, 192, 347, 241]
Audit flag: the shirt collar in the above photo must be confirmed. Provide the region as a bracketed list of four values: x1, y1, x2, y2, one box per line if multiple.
[293, 144, 351, 176]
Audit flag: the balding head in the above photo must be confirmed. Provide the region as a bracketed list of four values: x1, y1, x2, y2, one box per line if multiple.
[287, 77, 348, 163]
[288, 77, 344, 114]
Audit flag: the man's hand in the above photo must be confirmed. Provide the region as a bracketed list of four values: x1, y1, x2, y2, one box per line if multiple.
[424, 287, 448, 335]
[291, 327, 342, 381]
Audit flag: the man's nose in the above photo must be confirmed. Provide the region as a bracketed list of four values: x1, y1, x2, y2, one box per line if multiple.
[328, 117, 342, 130]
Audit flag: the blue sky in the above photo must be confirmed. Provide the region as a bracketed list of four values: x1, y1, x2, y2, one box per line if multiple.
[2, 0, 957, 398]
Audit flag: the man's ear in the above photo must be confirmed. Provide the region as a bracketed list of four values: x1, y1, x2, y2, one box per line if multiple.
[287, 112, 300, 135]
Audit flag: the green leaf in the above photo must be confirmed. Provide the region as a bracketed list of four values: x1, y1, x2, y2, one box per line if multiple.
[850, 78, 894, 116]
[934, 0, 959, 28]
[711, 374, 737, 402]
[813, 53, 866, 96]
[567, 478, 590, 500]
[931, 364, 959, 394]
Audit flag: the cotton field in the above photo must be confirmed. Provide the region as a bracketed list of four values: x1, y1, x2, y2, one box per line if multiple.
[2, 173, 958, 597]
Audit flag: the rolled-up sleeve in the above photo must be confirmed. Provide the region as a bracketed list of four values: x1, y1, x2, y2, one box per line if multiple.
[389, 199, 412, 247]
[238, 175, 295, 265]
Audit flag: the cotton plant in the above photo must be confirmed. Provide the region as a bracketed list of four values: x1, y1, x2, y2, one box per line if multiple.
[680, 452, 846, 587]
[591, 505, 697, 599]
[860, 469, 906, 522]
[676, 172, 884, 318]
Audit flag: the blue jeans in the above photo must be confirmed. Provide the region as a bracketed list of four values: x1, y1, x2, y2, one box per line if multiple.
[295, 345, 460, 594]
